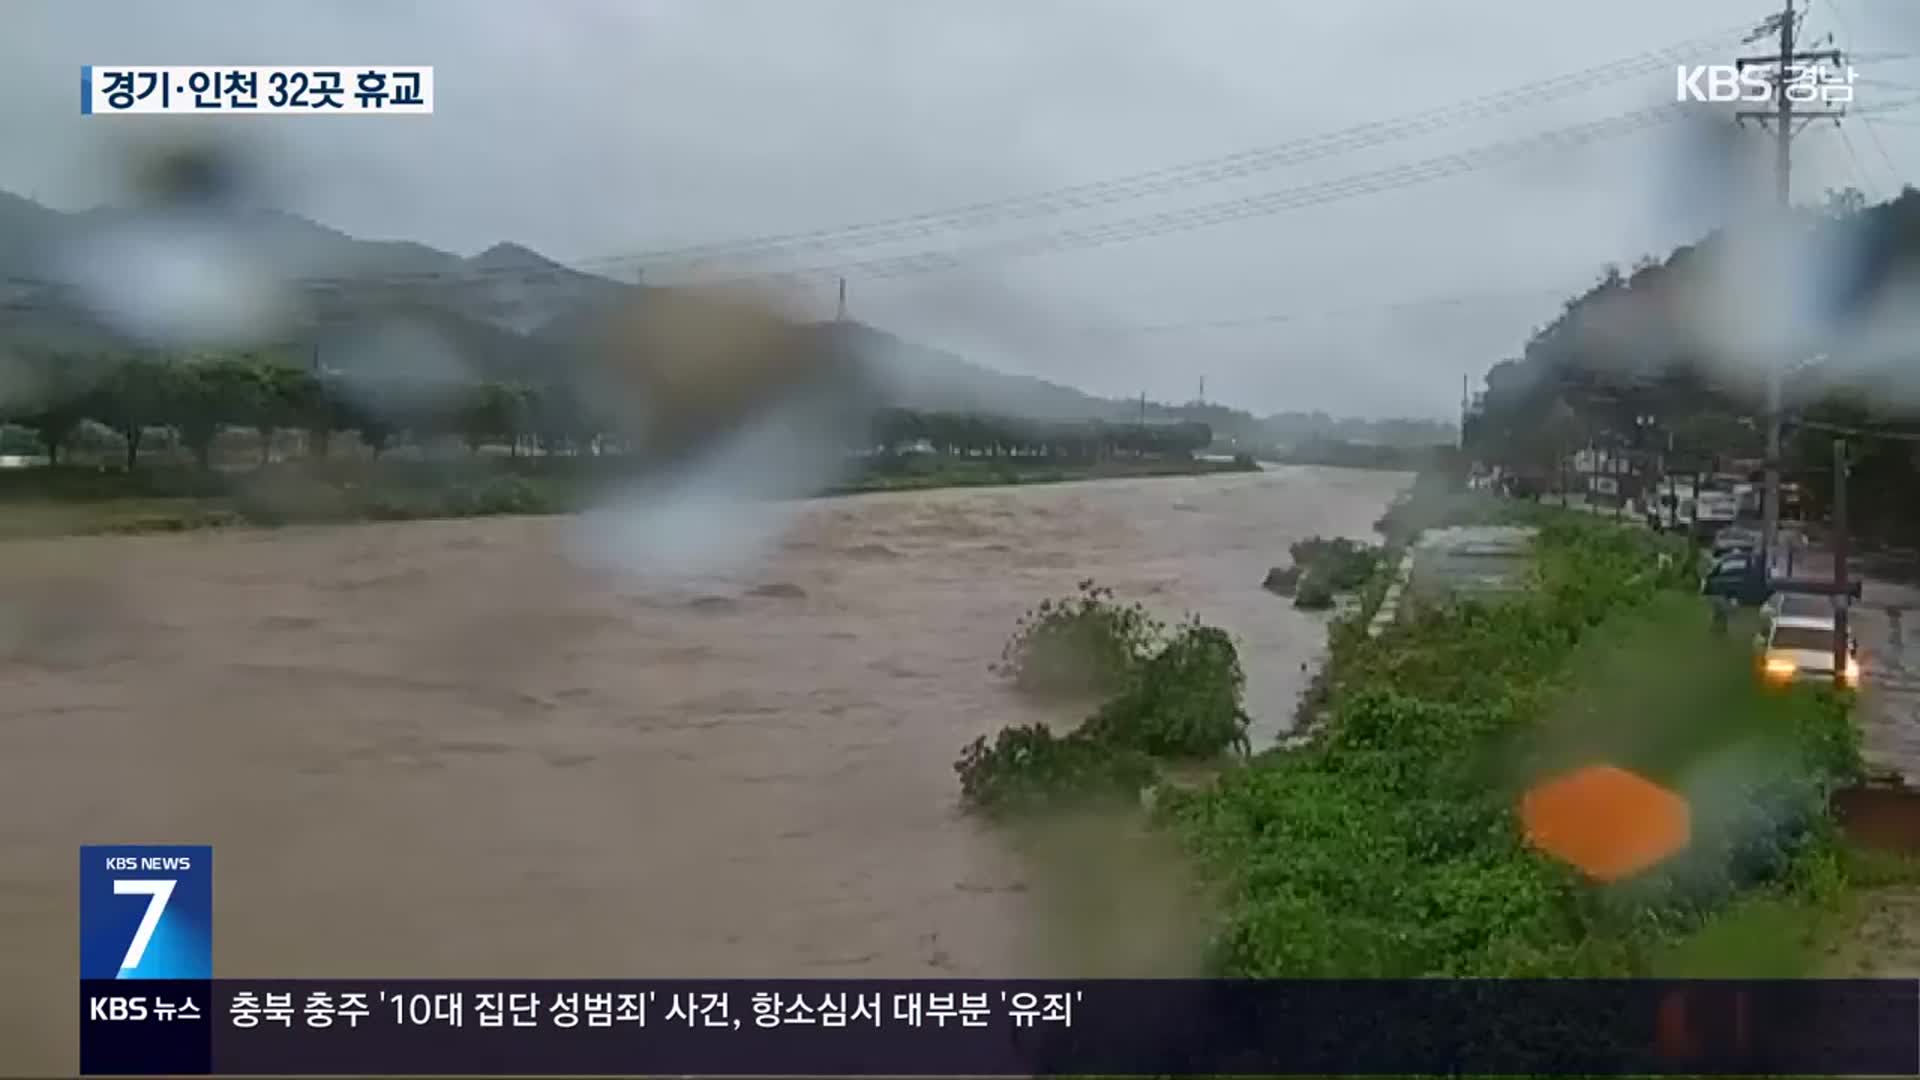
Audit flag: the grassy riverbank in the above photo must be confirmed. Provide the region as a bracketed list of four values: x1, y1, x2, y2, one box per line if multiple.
[0, 453, 1257, 540]
[960, 483, 1912, 980]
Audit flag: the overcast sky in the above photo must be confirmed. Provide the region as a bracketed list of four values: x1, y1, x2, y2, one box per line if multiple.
[6, 0, 1919, 419]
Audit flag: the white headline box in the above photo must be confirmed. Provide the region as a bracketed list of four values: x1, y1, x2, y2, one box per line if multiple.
[82, 66, 434, 115]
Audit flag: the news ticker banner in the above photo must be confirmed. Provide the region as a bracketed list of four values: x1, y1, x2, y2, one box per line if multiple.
[77, 978, 1920, 1076]
[81, 66, 433, 115]
[75, 848, 1920, 1075]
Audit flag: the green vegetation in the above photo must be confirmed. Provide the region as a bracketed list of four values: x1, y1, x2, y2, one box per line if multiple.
[1266, 438, 1456, 472]
[1159, 514, 1860, 977]
[0, 350, 1249, 536]
[964, 499, 1870, 980]
[959, 586, 1252, 817]
[1286, 537, 1381, 611]
[993, 581, 1164, 699]
[1465, 185, 1920, 550]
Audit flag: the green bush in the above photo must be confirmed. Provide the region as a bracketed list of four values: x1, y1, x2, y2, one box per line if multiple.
[954, 725, 1157, 817]
[1082, 619, 1251, 758]
[962, 586, 1252, 815]
[1289, 536, 1381, 591]
[1292, 578, 1336, 610]
[993, 580, 1163, 698]
[1160, 512, 1863, 978]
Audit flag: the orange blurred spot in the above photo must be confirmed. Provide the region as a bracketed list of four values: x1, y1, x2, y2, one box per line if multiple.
[1521, 764, 1690, 881]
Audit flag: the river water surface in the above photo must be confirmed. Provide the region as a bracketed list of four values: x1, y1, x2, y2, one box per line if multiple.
[0, 465, 1405, 1072]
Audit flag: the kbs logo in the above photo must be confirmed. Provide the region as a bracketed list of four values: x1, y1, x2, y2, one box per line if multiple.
[79, 845, 213, 979]
[1675, 63, 1855, 105]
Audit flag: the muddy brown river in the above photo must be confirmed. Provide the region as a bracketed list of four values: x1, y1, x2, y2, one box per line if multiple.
[0, 466, 1405, 1072]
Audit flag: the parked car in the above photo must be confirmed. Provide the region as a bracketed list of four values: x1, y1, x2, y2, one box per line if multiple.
[1714, 526, 1761, 557]
[1760, 591, 1837, 628]
[1754, 614, 1860, 688]
[1702, 554, 1771, 606]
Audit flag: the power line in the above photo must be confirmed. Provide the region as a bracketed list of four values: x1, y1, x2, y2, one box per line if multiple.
[1, 100, 1701, 307]
[1836, 122, 1883, 196]
[1792, 416, 1920, 442]
[1072, 287, 1575, 338]
[6, 23, 1748, 301]
[606, 25, 1756, 273]
[1817, 0, 1908, 185]
[737, 104, 1695, 286]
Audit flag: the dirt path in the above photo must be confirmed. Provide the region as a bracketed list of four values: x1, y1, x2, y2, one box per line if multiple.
[1819, 887, 1920, 977]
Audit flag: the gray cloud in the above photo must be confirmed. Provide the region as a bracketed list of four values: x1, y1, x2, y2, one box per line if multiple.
[4, 0, 1916, 418]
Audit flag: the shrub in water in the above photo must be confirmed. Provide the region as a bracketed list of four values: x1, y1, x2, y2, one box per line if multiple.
[1288, 537, 1381, 592]
[954, 724, 1157, 816]
[1293, 577, 1336, 610]
[963, 588, 1252, 815]
[1083, 619, 1251, 758]
[994, 579, 1163, 698]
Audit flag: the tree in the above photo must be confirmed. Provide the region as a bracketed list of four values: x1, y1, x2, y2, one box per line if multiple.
[88, 357, 176, 471]
[293, 373, 349, 460]
[7, 352, 99, 466]
[171, 357, 261, 469]
[457, 382, 520, 455]
[244, 361, 314, 465]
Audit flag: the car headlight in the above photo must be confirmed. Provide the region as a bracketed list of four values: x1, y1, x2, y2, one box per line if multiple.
[1845, 657, 1862, 686]
[1764, 657, 1797, 679]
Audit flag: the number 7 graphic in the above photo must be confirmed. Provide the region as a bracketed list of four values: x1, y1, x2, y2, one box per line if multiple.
[113, 879, 175, 972]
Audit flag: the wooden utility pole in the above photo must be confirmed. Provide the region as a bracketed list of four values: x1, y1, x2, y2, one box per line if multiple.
[1832, 437, 1851, 687]
[1736, 0, 1846, 579]
[1460, 374, 1470, 451]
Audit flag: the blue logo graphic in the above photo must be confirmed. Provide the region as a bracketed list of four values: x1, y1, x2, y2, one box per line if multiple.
[79, 845, 212, 980]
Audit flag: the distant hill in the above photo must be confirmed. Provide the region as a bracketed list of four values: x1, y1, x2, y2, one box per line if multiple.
[0, 190, 1454, 443]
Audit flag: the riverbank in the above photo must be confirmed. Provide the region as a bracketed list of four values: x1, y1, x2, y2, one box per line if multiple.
[951, 476, 1915, 978]
[0, 453, 1258, 540]
[1184, 492, 1920, 979]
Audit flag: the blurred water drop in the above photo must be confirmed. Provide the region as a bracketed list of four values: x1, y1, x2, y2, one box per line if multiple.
[564, 287, 883, 580]
[132, 140, 246, 209]
[55, 135, 294, 349]
[319, 319, 477, 417]
[570, 369, 870, 581]
[60, 212, 293, 347]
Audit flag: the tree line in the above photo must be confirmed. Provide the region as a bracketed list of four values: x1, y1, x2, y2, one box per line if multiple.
[1464, 185, 1920, 547]
[0, 351, 1214, 470]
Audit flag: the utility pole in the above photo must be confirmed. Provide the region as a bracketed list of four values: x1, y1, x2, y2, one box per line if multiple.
[1735, 0, 1846, 581]
[1460, 374, 1470, 451]
[1832, 437, 1850, 687]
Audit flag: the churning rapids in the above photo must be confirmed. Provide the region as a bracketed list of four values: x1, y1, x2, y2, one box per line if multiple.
[0, 465, 1405, 1070]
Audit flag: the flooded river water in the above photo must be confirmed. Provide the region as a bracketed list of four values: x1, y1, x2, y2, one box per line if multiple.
[0, 465, 1405, 1071]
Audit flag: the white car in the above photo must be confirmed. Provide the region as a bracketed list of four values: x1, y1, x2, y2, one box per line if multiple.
[1760, 591, 1838, 628]
[1756, 613, 1860, 688]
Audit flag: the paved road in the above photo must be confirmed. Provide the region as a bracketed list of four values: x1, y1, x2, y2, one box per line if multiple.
[1777, 547, 1920, 787]
[1853, 580, 1920, 787]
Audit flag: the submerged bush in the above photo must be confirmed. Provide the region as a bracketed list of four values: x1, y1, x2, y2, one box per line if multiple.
[963, 586, 1251, 815]
[1083, 619, 1251, 758]
[993, 579, 1163, 698]
[1289, 537, 1381, 592]
[954, 724, 1157, 817]
[1292, 578, 1336, 610]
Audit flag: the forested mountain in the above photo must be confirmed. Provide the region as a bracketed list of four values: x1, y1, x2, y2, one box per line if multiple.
[0, 191, 1449, 440]
[1465, 184, 1920, 546]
